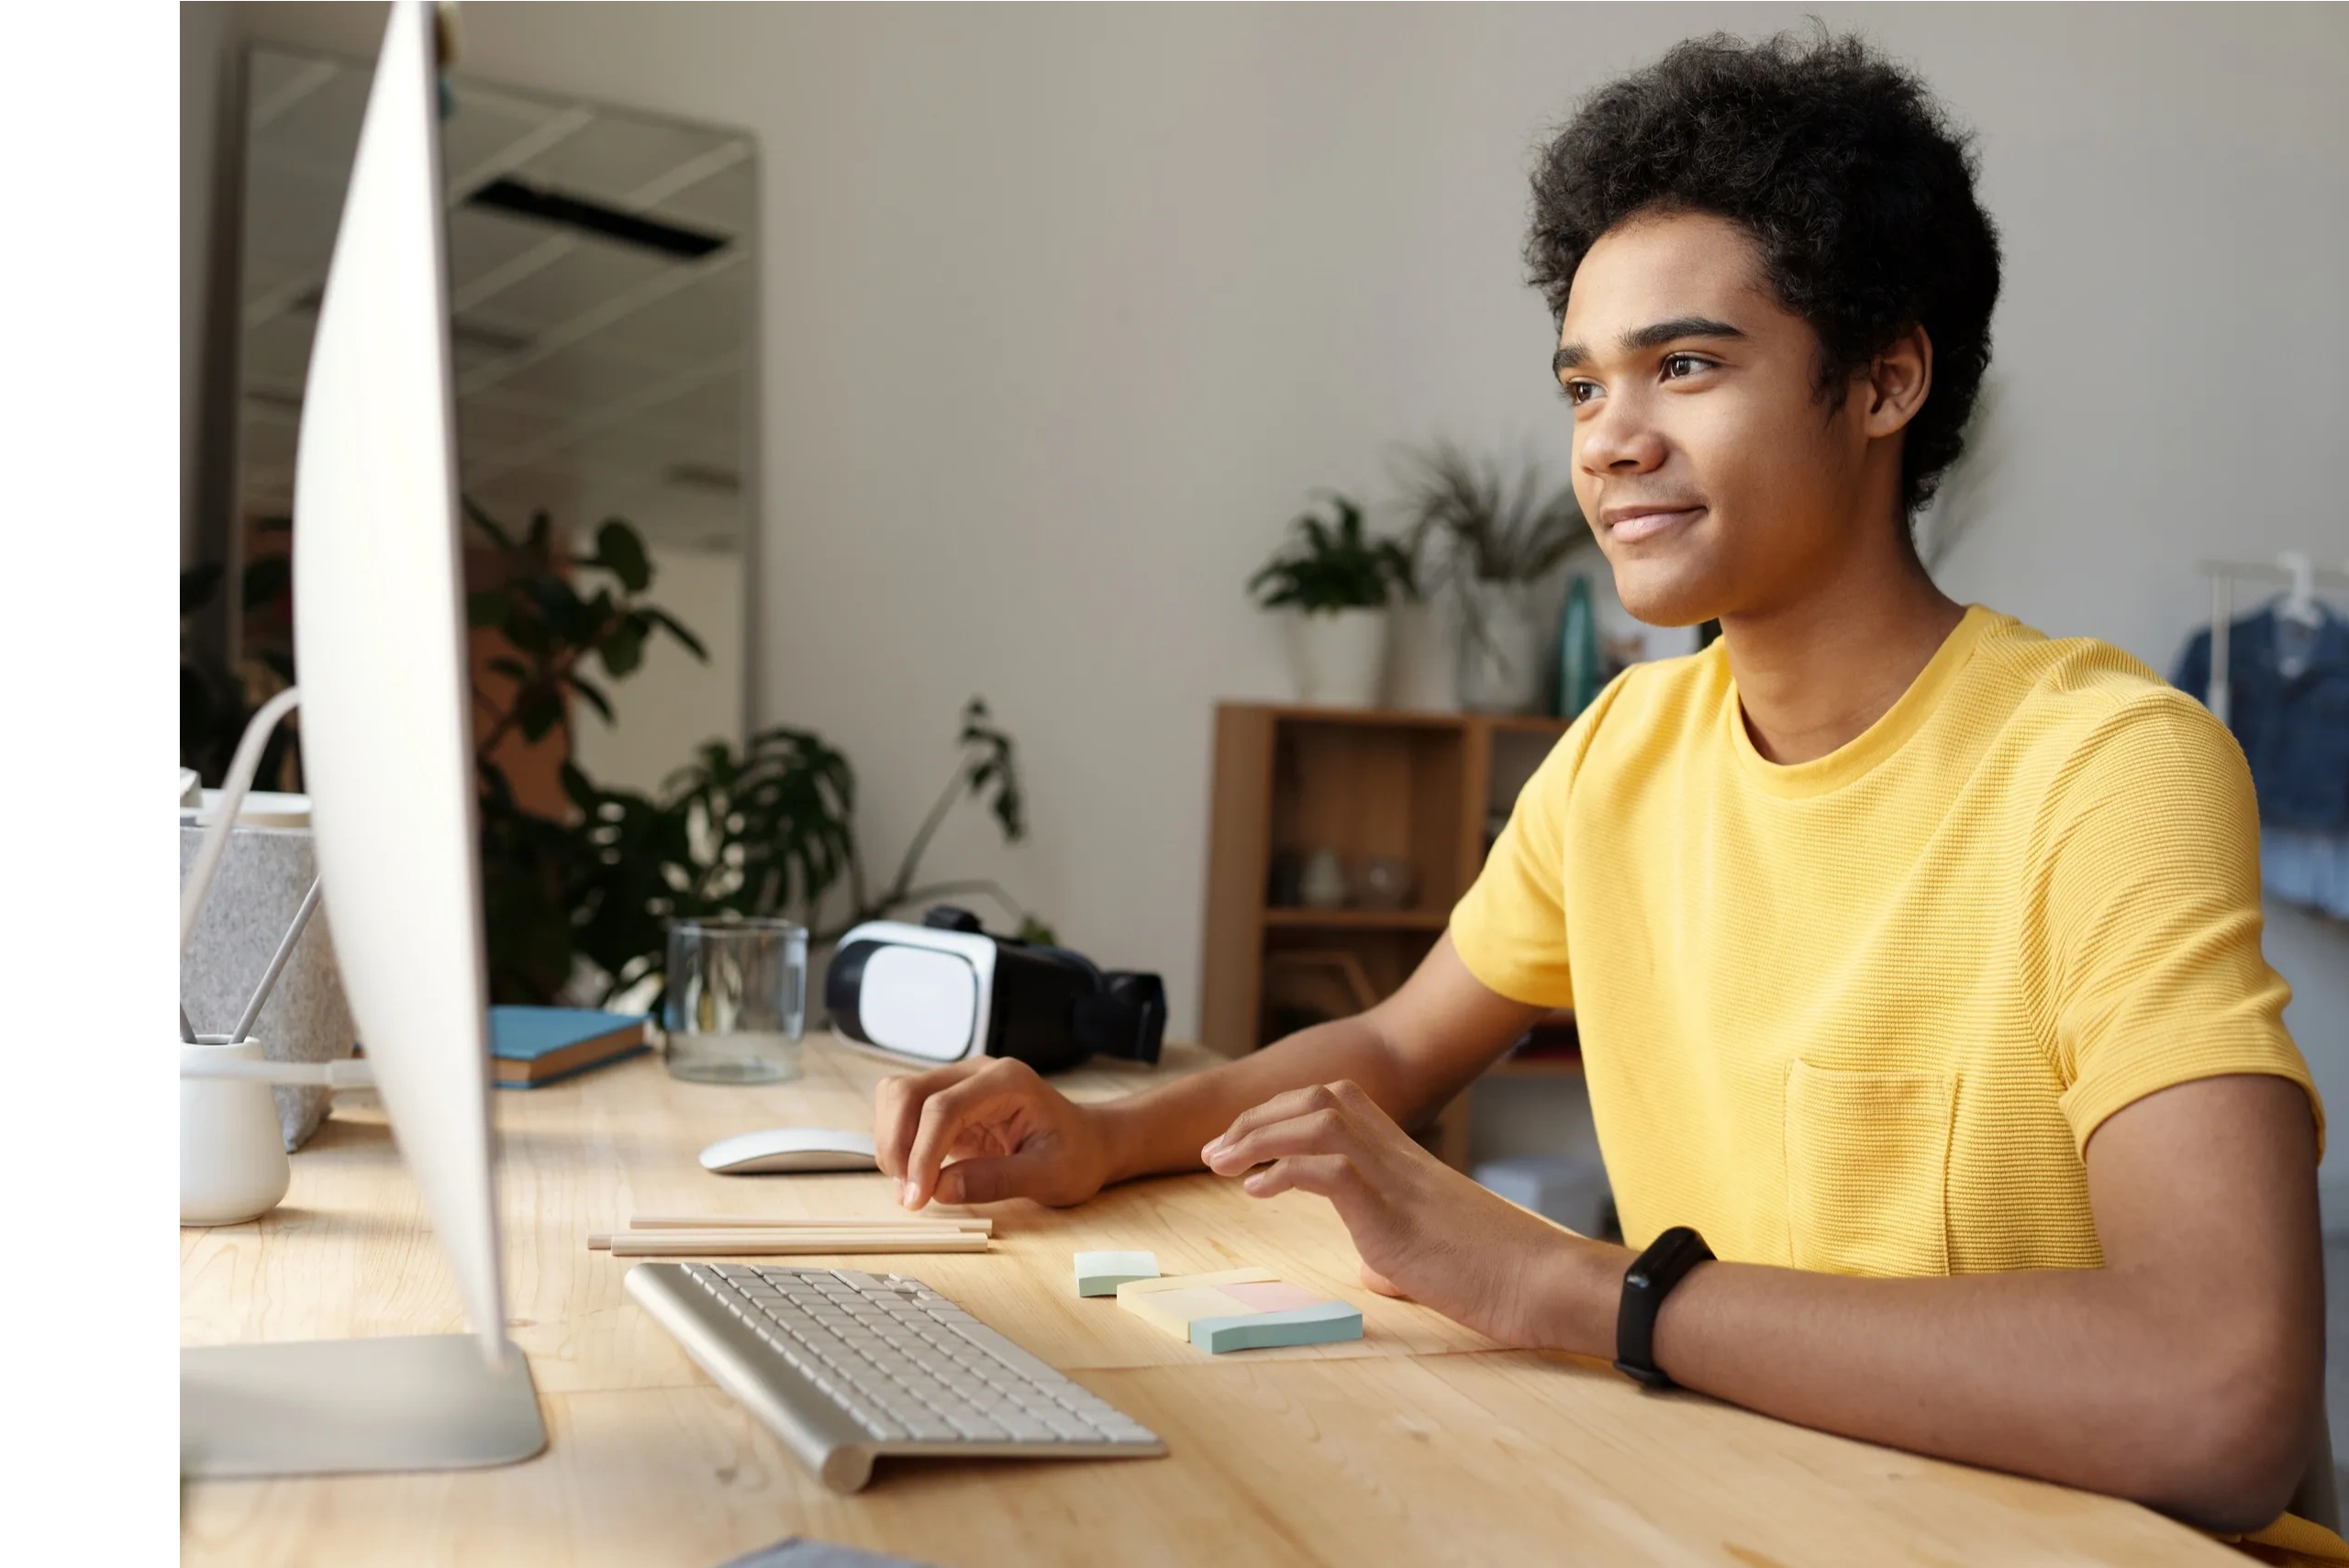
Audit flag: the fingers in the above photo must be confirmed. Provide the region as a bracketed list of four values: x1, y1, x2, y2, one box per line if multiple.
[1205, 1081, 1343, 1153]
[873, 1059, 991, 1180]
[1239, 1153, 1356, 1202]
[1202, 1080, 1372, 1170]
[933, 1150, 1059, 1207]
[1207, 1107, 1351, 1175]
[901, 1059, 1042, 1209]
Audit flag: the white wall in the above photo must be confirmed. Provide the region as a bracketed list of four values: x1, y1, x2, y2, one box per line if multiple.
[189, 4, 2349, 1160]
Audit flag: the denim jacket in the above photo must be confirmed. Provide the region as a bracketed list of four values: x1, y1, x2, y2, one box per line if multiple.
[2173, 601, 2349, 832]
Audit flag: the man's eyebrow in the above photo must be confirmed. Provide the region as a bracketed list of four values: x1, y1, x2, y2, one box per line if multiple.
[1623, 315, 1745, 352]
[1553, 316, 1747, 378]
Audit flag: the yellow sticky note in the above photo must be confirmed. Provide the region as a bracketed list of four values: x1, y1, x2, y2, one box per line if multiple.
[1116, 1269, 1276, 1340]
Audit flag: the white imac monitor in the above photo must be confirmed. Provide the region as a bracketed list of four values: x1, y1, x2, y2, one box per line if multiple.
[180, 1, 545, 1476]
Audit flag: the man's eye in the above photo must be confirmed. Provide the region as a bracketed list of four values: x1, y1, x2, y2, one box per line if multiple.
[1662, 353, 1710, 380]
[1561, 380, 1600, 406]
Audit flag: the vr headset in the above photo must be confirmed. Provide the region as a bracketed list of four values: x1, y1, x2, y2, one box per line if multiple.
[827, 906, 1165, 1073]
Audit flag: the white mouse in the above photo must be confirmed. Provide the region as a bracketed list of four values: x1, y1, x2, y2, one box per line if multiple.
[698, 1128, 880, 1175]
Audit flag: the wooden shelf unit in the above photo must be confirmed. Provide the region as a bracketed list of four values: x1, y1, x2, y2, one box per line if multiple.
[1200, 702, 1571, 1060]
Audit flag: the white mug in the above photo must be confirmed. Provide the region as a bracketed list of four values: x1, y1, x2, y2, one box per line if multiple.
[181, 1035, 292, 1226]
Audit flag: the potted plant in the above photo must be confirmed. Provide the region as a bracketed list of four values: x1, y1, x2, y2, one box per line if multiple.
[1399, 441, 1586, 713]
[1248, 493, 1417, 708]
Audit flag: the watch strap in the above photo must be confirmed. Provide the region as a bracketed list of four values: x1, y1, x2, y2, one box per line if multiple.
[1613, 1225, 1713, 1390]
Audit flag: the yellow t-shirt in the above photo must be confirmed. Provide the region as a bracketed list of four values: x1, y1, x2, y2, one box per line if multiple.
[1451, 605, 2321, 1275]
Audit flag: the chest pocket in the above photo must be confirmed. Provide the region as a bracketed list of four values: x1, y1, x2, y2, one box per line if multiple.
[1785, 1059, 1955, 1276]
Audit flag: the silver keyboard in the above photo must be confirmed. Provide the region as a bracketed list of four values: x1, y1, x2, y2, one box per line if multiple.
[625, 1262, 1165, 1492]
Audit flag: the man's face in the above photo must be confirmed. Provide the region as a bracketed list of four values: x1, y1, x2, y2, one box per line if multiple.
[1555, 209, 1879, 627]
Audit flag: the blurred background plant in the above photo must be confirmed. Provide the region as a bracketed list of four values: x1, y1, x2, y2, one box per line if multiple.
[180, 504, 1050, 1008]
[1247, 492, 1418, 613]
[1397, 440, 1584, 605]
[1397, 441, 1588, 713]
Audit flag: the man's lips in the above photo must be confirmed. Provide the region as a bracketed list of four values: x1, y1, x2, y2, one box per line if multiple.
[1600, 504, 1705, 544]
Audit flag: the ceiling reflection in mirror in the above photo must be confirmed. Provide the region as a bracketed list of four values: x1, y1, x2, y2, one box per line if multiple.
[236, 46, 755, 800]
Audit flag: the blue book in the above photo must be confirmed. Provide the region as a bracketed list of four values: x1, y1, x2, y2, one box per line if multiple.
[489, 1006, 650, 1089]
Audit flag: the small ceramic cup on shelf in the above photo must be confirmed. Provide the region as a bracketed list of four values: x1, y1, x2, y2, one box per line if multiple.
[181, 1034, 292, 1226]
[1298, 849, 1350, 910]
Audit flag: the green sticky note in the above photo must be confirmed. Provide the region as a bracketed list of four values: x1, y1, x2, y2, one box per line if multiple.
[1074, 1251, 1160, 1297]
[1188, 1299, 1364, 1353]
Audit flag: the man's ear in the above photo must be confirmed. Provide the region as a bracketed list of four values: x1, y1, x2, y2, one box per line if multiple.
[1862, 324, 1933, 438]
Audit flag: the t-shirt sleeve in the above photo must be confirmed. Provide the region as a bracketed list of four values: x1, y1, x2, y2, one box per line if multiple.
[2036, 693, 2323, 1158]
[1448, 679, 1624, 1008]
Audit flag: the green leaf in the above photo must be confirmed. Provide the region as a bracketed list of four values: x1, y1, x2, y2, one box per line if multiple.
[518, 692, 563, 742]
[503, 613, 554, 655]
[467, 589, 511, 629]
[596, 519, 651, 593]
[462, 496, 516, 549]
[559, 761, 600, 811]
[639, 606, 708, 662]
[600, 618, 645, 679]
[571, 674, 616, 725]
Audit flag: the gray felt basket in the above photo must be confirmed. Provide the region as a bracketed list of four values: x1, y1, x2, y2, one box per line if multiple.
[179, 823, 358, 1151]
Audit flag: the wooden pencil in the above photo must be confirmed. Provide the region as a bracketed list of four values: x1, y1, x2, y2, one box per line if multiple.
[587, 1223, 981, 1251]
[603, 1229, 991, 1257]
[627, 1213, 993, 1234]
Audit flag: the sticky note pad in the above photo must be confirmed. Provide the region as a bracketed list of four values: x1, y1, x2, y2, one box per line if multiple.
[1117, 1269, 1275, 1340]
[1074, 1251, 1160, 1297]
[1191, 1299, 1364, 1354]
[1115, 1268, 1361, 1352]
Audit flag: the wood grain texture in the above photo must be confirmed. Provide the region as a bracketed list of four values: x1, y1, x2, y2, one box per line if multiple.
[181, 1039, 2233, 1566]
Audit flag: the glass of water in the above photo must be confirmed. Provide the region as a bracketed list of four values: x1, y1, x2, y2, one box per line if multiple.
[662, 917, 807, 1084]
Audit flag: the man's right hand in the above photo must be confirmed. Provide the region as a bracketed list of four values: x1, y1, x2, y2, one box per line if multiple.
[873, 1057, 1115, 1209]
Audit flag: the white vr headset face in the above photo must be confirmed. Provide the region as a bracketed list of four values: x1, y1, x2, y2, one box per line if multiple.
[832, 924, 998, 1064]
[827, 913, 1166, 1075]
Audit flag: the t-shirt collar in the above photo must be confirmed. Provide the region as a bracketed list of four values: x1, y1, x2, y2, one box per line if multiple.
[1728, 604, 1998, 799]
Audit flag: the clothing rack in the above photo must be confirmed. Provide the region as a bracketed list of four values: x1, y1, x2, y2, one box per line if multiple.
[2195, 555, 2349, 727]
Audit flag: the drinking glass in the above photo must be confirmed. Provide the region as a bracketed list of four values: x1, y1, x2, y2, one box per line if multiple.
[662, 917, 807, 1084]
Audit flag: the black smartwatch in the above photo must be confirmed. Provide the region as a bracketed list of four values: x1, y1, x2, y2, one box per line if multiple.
[1613, 1225, 1713, 1390]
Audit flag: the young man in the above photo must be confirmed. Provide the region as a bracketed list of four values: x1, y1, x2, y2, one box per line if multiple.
[874, 32, 2333, 1548]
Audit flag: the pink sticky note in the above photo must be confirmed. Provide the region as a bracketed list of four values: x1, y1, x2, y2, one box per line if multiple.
[1217, 1281, 1326, 1314]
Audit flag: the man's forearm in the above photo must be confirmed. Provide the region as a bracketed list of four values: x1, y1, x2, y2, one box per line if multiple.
[1524, 1243, 2313, 1532]
[1097, 1015, 1435, 1184]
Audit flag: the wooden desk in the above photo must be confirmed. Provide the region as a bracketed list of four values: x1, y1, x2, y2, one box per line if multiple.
[181, 1037, 2234, 1566]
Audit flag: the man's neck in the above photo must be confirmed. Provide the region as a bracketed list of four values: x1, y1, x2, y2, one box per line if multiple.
[1719, 547, 1965, 767]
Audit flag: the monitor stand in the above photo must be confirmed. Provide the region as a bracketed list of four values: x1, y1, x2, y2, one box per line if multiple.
[181, 1334, 547, 1477]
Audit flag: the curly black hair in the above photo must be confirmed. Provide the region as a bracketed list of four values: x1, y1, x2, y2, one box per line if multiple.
[1526, 31, 2001, 517]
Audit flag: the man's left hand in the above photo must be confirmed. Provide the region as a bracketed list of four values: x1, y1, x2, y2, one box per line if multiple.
[1201, 1079, 1622, 1351]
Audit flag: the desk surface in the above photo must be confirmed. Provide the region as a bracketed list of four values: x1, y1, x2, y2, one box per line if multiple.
[181, 1037, 2233, 1567]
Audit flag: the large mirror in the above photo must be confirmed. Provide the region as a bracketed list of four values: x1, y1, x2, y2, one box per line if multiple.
[232, 45, 754, 805]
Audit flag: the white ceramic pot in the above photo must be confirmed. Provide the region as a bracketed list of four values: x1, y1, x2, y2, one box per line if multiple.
[181, 1035, 292, 1226]
[1285, 606, 1389, 708]
[1456, 580, 1550, 714]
